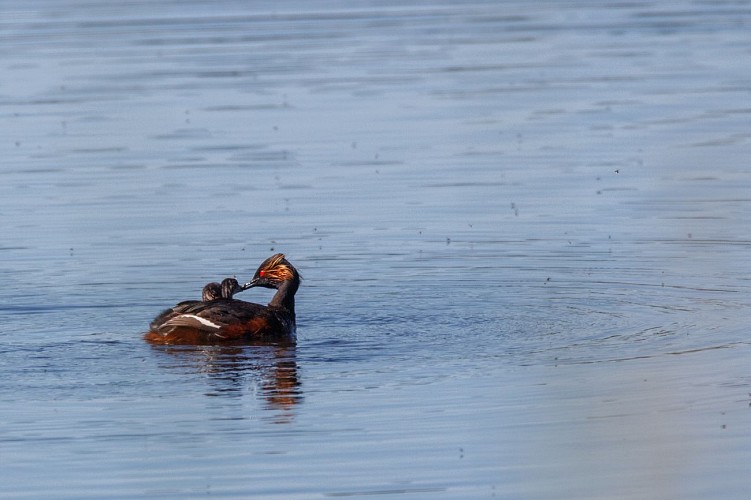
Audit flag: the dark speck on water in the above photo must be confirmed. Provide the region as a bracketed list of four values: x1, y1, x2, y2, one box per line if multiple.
[2, 0, 751, 498]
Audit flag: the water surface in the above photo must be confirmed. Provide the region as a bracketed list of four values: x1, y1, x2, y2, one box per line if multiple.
[2, 1, 751, 498]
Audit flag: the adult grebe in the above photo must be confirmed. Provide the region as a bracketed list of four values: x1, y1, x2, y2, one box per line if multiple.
[145, 254, 300, 344]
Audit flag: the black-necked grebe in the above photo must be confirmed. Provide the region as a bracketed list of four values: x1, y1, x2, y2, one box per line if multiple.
[145, 254, 300, 344]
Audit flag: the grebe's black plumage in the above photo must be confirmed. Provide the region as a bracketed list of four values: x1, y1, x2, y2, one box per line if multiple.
[148, 278, 244, 334]
[145, 254, 300, 344]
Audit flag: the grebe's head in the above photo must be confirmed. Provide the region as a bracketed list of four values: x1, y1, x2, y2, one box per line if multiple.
[244, 253, 299, 290]
[220, 277, 244, 299]
[201, 282, 222, 302]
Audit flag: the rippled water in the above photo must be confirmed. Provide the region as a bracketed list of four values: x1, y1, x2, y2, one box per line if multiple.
[2, 1, 751, 498]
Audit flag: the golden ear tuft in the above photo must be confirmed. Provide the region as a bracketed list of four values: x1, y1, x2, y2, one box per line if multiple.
[257, 253, 296, 282]
[274, 265, 294, 281]
[267, 253, 286, 268]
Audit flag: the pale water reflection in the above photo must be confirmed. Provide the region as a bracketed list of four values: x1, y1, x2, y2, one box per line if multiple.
[152, 344, 302, 417]
[1, 0, 751, 498]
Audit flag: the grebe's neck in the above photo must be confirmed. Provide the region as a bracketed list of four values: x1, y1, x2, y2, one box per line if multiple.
[269, 278, 299, 314]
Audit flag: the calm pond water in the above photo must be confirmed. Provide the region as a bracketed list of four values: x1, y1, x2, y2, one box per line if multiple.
[2, 0, 751, 497]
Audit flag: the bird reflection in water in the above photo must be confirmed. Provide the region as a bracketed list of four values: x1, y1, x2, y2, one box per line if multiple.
[151, 340, 301, 421]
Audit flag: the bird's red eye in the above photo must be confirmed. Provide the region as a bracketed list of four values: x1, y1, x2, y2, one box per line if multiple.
[259, 270, 266, 277]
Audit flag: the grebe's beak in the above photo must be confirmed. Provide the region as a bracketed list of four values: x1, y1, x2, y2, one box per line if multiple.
[243, 279, 259, 289]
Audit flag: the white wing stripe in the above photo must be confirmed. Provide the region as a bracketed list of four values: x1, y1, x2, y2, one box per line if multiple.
[180, 314, 222, 329]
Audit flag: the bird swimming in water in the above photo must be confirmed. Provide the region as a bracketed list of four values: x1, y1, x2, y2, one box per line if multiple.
[145, 254, 300, 344]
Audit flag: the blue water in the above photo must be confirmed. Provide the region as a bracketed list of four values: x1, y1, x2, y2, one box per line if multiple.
[2, 1, 751, 498]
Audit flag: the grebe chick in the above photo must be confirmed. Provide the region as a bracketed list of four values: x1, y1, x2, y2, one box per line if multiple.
[203, 278, 243, 301]
[145, 254, 301, 344]
[220, 278, 244, 299]
[202, 282, 222, 301]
